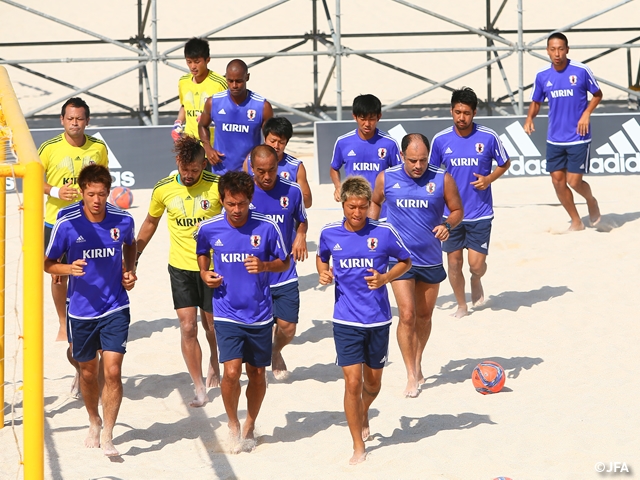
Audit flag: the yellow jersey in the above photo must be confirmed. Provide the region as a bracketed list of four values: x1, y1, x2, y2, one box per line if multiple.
[178, 70, 227, 144]
[39, 133, 109, 226]
[149, 171, 222, 271]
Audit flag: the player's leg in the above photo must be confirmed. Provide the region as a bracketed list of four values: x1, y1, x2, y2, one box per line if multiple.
[465, 219, 491, 307]
[443, 224, 468, 317]
[97, 308, 130, 456]
[198, 276, 219, 388]
[390, 276, 420, 397]
[242, 322, 272, 446]
[361, 324, 387, 442]
[565, 143, 600, 225]
[414, 270, 444, 386]
[271, 281, 299, 380]
[547, 143, 583, 230]
[51, 276, 68, 341]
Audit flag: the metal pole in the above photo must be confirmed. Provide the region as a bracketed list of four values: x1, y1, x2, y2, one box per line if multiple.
[517, 0, 524, 115]
[486, 0, 492, 115]
[335, 0, 342, 120]
[152, 0, 159, 125]
[313, 0, 319, 109]
[138, 0, 145, 125]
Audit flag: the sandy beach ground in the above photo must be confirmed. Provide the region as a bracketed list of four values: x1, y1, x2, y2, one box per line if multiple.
[1, 136, 640, 479]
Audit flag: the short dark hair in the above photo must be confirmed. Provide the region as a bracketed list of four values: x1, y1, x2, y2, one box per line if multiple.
[547, 32, 568, 47]
[227, 59, 248, 75]
[173, 135, 205, 165]
[451, 87, 477, 111]
[218, 171, 254, 203]
[61, 97, 90, 118]
[184, 37, 209, 59]
[249, 144, 278, 167]
[78, 164, 111, 191]
[262, 117, 293, 141]
[401, 133, 430, 155]
[352, 94, 382, 117]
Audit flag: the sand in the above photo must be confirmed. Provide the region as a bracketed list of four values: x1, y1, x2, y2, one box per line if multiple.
[1, 140, 640, 479]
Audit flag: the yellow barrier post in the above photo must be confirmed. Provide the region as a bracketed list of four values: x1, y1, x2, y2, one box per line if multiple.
[0, 142, 5, 430]
[0, 65, 44, 480]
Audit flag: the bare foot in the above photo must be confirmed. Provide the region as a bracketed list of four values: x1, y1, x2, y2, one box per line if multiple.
[403, 379, 420, 398]
[241, 427, 258, 454]
[271, 351, 290, 381]
[568, 221, 585, 231]
[206, 363, 220, 388]
[188, 387, 209, 408]
[100, 432, 119, 457]
[70, 371, 81, 399]
[349, 449, 367, 465]
[84, 420, 101, 448]
[228, 424, 242, 454]
[471, 277, 484, 307]
[450, 306, 468, 319]
[587, 197, 601, 226]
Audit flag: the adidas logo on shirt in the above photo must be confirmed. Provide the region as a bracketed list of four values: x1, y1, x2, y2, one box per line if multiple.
[347, 150, 356, 157]
[218, 108, 226, 114]
[333, 243, 342, 251]
[546, 80, 553, 87]
[392, 183, 401, 189]
[249, 203, 256, 210]
[76, 235, 86, 243]
[445, 147, 453, 154]
[215, 239, 224, 247]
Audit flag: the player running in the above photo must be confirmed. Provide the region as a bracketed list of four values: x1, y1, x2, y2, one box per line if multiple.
[197, 171, 289, 452]
[370, 133, 463, 397]
[136, 135, 221, 407]
[44, 164, 136, 457]
[429, 87, 511, 318]
[317, 176, 411, 465]
[243, 116, 313, 208]
[524, 32, 602, 231]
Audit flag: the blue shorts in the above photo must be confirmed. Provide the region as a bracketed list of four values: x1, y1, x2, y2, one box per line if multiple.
[333, 322, 390, 369]
[271, 281, 300, 323]
[442, 219, 492, 255]
[391, 263, 447, 284]
[214, 321, 273, 367]
[68, 308, 131, 363]
[546, 142, 591, 174]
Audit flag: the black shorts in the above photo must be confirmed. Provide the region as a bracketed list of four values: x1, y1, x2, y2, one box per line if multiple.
[168, 265, 213, 312]
[44, 225, 67, 263]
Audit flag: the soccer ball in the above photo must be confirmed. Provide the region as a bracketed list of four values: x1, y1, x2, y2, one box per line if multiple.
[471, 361, 505, 395]
[109, 186, 133, 209]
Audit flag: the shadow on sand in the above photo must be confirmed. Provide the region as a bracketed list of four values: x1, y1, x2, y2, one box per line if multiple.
[584, 211, 640, 233]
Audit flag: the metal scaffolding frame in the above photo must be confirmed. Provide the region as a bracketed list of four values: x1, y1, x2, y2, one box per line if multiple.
[1, 0, 639, 125]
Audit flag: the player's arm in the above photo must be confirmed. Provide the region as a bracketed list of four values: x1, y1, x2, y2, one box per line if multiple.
[435, 172, 463, 241]
[135, 213, 162, 259]
[329, 167, 342, 202]
[44, 181, 79, 202]
[262, 101, 274, 127]
[296, 163, 313, 208]
[524, 101, 541, 134]
[198, 98, 223, 166]
[316, 255, 334, 285]
[172, 106, 186, 142]
[291, 219, 308, 262]
[198, 252, 223, 288]
[44, 257, 86, 277]
[577, 89, 603, 136]
[471, 158, 512, 191]
[364, 257, 411, 290]
[122, 240, 138, 290]
[368, 171, 385, 220]
[244, 254, 290, 274]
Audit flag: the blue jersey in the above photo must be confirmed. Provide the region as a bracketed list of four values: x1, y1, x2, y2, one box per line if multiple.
[247, 153, 302, 182]
[384, 164, 446, 267]
[251, 177, 307, 287]
[331, 128, 401, 219]
[196, 211, 288, 326]
[210, 90, 265, 174]
[429, 124, 509, 222]
[318, 218, 410, 328]
[46, 202, 135, 320]
[531, 60, 600, 145]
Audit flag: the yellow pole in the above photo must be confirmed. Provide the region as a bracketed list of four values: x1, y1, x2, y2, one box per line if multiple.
[0, 167, 5, 431]
[0, 65, 44, 480]
[23, 161, 44, 480]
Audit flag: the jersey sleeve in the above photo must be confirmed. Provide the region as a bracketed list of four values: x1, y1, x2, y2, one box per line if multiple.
[178, 78, 185, 106]
[97, 143, 109, 167]
[428, 137, 444, 167]
[330, 139, 344, 170]
[148, 185, 166, 218]
[317, 230, 331, 263]
[293, 187, 307, 224]
[388, 140, 402, 167]
[45, 221, 69, 260]
[491, 134, 510, 167]
[384, 225, 411, 262]
[583, 65, 601, 94]
[268, 222, 289, 261]
[123, 216, 135, 245]
[530, 71, 546, 102]
[38, 143, 51, 171]
[195, 223, 212, 256]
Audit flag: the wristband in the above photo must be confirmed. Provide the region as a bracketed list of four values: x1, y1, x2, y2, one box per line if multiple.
[50, 186, 61, 199]
[135, 250, 143, 266]
[442, 222, 451, 232]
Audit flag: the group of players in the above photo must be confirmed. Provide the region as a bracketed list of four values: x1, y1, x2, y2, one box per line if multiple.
[42, 32, 602, 464]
